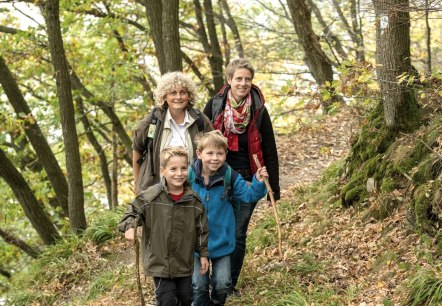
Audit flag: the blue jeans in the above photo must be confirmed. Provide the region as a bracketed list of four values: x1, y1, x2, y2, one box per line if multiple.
[231, 200, 257, 289]
[192, 255, 231, 306]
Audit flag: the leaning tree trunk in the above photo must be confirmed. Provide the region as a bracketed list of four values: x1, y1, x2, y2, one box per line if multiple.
[0, 228, 40, 258]
[0, 148, 61, 245]
[286, 0, 341, 110]
[373, 0, 419, 132]
[42, 0, 87, 232]
[0, 56, 69, 217]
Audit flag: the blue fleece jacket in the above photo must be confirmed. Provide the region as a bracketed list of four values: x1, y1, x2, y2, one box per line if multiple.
[190, 159, 267, 259]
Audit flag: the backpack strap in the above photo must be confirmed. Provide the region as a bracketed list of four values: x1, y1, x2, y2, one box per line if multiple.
[211, 95, 224, 120]
[187, 166, 196, 185]
[225, 166, 240, 214]
[136, 108, 159, 177]
[190, 108, 205, 132]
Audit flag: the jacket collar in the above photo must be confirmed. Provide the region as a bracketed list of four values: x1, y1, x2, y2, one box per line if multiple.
[191, 159, 227, 187]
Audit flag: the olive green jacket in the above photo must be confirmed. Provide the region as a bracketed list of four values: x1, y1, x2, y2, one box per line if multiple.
[119, 182, 209, 278]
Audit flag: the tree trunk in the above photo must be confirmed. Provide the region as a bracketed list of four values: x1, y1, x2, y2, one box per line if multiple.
[0, 148, 61, 245]
[373, 0, 419, 132]
[111, 126, 118, 210]
[76, 97, 112, 207]
[425, 0, 432, 73]
[0, 56, 69, 217]
[307, 0, 348, 61]
[144, 0, 182, 73]
[0, 228, 40, 258]
[287, 0, 340, 109]
[42, 0, 87, 232]
[331, 0, 365, 62]
[349, 0, 365, 62]
[162, 0, 182, 72]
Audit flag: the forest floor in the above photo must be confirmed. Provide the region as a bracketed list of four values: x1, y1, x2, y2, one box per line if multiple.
[84, 107, 425, 305]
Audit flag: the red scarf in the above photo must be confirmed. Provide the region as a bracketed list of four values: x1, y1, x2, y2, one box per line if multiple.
[223, 90, 252, 151]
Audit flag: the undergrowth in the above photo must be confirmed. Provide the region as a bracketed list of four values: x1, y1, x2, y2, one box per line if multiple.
[6, 209, 123, 305]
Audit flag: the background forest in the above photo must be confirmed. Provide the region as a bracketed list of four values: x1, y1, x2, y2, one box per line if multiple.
[1, 0, 442, 305]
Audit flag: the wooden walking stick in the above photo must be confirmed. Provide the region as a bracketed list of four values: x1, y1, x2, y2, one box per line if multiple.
[253, 154, 283, 260]
[133, 217, 146, 306]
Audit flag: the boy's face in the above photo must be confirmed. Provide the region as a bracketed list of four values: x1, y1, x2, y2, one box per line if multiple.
[196, 145, 226, 176]
[160, 156, 188, 192]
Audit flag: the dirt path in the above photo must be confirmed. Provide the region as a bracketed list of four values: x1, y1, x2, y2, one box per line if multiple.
[276, 108, 358, 191]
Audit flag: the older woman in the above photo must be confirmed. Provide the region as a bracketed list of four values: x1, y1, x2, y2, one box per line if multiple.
[133, 72, 212, 194]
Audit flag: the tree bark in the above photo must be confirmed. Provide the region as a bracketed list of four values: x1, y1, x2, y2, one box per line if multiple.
[0, 56, 69, 217]
[143, 0, 182, 73]
[111, 126, 118, 210]
[0, 148, 61, 245]
[373, 0, 419, 131]
[0, 228, 40, 258]
[42, 0, 87, 232]
[287, 0, 341, 109]
[425, 0, 432, 73]
[162, 0, 182, 72]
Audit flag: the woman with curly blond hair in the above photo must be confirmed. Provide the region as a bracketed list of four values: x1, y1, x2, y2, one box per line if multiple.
[132, 72, 213, 193]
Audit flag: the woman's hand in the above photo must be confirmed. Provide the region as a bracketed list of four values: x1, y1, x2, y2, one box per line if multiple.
[255, 166, 269, 182]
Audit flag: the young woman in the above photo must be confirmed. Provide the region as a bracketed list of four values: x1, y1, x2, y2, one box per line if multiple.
[203, 58, 280, 295]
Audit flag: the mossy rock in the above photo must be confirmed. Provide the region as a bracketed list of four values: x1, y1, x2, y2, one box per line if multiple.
[412, 155, 442, 185]
[341, 103, 397, 207]
[340, 172, 368, 207]
[412, 182, 440, 235]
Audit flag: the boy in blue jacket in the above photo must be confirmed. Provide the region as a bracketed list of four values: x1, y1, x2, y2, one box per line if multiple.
[189, 130, 268, 305]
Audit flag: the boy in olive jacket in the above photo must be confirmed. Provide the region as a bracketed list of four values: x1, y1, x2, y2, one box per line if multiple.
[119, 146, 209, 306]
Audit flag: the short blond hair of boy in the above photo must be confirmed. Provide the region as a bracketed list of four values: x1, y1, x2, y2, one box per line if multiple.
[160, 146, 189, 168]
[196, 130, 228, 152]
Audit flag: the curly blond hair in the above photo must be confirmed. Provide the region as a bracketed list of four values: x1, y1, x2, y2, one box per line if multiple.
[154, 72, 197, 109]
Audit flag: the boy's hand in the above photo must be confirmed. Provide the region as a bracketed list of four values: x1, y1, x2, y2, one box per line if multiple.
[199, 257, 209, 274]
[255, 166, 269, 182]
[124, 228, 135, 241]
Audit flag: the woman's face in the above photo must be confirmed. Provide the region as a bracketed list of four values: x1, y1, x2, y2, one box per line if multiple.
[165, 86, 189, 113]
[228, 68, 253, 102]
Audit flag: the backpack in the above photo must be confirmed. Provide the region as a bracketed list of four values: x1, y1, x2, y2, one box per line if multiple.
[137, 107, 205, 166]
[187, 165, 240, 214]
